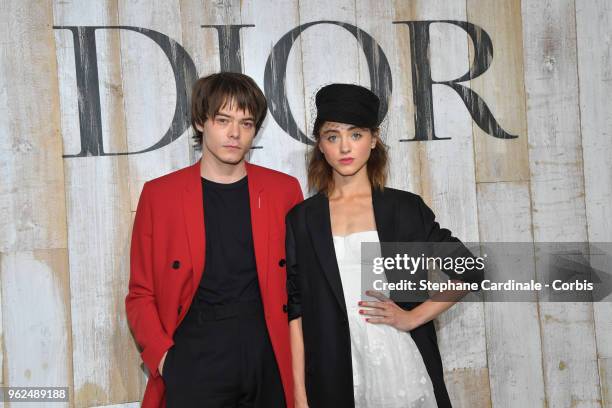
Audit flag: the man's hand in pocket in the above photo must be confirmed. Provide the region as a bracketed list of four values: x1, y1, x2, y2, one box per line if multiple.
[159, 350, 168, 376]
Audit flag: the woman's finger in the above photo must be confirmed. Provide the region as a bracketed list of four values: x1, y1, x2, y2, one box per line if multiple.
[358, 300, 387, 309]
[359, 308, 389, 317]
[365, 316, 391, 324]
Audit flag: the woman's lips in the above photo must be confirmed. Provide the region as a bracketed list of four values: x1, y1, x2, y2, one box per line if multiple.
[339, 158, 354, 164]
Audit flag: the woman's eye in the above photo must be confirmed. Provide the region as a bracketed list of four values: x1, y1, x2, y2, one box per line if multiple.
[327, 135, 337, 142]
[352, 133, 362, 140]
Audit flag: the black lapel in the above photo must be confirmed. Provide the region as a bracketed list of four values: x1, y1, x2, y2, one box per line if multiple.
[374, 188, 415, 304]
[372, 187, 397, 243]
[306, 193, 348, 316]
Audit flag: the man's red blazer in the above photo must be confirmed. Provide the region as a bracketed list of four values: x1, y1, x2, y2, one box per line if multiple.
[125, 160, 303, 408]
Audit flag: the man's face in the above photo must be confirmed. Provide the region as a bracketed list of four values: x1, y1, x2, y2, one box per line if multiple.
[196, 102, 257, 166]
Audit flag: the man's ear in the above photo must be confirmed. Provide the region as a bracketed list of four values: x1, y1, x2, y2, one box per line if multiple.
[195, 120, 206, 134]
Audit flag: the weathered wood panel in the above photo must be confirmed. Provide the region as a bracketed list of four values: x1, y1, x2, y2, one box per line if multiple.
[53, 1, 143, 406]
[117, 0, 192, 211]
[522, 0, 601, 406]
[379, 1, 426, 196]
[477, 181, 547, 407]
[394, 2, 489, 406]
[0, 0, 68, 253]
[467, 0, 529, 183]
[0, 252, 3, 386]
[90, 403, 140, 408]
[299, 0, 360, 129]
[1, 250, 73, 408]
[238, 0, 306, 188]
[575, 1, 612, 406]
[601, 358, 612, 408]
[0, 0, 73, 406]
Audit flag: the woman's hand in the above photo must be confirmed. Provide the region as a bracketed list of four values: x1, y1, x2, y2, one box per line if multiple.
[358, 290, 423, 332]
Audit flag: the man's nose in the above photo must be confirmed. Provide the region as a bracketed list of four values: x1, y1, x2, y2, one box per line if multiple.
[229, 121, 240, 138]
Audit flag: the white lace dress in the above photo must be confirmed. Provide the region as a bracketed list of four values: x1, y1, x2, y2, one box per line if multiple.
[332, 230, 437, 408]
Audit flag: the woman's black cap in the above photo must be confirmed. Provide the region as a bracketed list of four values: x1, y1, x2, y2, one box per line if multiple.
[315, 83, 380, 128]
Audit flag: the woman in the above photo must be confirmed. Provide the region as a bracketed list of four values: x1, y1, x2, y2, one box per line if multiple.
[286, 83, 483, 408]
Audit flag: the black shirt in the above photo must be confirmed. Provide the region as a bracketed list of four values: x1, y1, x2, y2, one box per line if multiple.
[195, 176, 261, 305]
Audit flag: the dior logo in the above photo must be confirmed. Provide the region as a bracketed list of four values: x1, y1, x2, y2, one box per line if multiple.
[54, 20, 516, 158]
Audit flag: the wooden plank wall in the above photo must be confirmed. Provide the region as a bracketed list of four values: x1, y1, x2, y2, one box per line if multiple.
[1, 2, 74, 408]
[575, 1, 612, 407]
[523, 1, 601, 407]
[392, 2, 490, 406]
[0, 0, 610, 406]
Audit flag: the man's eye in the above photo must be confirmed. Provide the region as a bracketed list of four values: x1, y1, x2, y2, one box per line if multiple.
[242, 122, 254, 128]
[216, 118, 228, 124]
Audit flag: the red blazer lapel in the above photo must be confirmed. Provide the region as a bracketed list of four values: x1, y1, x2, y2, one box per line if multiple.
[182, 161, 206, 290]
[245, 162, 269, 299]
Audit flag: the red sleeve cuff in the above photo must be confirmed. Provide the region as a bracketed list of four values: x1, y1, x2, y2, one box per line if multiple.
[141, 336, 174, 379]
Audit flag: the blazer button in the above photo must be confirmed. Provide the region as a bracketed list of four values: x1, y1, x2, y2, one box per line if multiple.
[278, 258, 286, 267]
[282, 304, 288, 313]
[172, 260, 180, 269]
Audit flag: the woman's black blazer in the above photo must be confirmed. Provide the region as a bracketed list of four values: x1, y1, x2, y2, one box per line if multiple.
[285, 187, 483, 408]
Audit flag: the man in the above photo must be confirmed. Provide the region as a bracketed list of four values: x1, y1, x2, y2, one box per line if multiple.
[126, 72, 303, 407]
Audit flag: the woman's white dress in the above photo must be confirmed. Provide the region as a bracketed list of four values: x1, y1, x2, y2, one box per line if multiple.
[332, 230, 437, 408]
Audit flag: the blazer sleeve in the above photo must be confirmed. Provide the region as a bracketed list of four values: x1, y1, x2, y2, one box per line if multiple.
[125, 182, 174, 379]
[416, 196, 484, 288]
[285, 210, 302, 321]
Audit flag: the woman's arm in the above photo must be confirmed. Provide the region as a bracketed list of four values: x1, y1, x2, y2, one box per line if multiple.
[417, 196, 484, 286]
[359, 284, 468, 331]
[290, 318, 309, 407]
[361, 195, 482, 330]
[285, 214, 309, 406]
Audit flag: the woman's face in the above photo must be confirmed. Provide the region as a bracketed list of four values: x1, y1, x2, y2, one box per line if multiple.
[318, 121, 376, 178]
